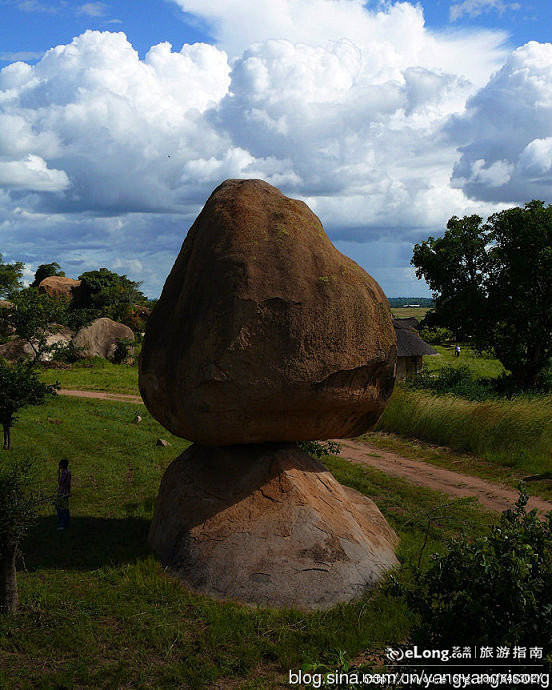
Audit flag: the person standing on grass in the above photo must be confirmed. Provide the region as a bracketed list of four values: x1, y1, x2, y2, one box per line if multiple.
[56, 459, 71, 530]
[455, 345, 461, 357]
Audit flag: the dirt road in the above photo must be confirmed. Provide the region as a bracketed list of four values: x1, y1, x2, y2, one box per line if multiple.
[56, 389, 552, 515]
[334, 438, 552, 515]
[58, 388, 143, 404]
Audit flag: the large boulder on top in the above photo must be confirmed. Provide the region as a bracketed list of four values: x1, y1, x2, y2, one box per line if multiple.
[149, 443, 399, 610]
[38, 276, 81, 301]
[139, 179, 396, 445]
[72, 317, 134, 359]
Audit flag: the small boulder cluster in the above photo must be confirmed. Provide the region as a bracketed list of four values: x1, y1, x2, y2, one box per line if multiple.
[0, 316, 134, 363]
[140, 179, 399, 609]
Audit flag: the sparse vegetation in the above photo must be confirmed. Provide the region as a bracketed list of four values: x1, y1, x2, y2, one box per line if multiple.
[0, 458, 51, 613]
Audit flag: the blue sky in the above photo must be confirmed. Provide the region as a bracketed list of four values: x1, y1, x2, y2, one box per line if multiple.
[1, 0, 551, 297]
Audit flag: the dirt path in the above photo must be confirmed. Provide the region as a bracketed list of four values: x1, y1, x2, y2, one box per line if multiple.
[56, 389, 552, 515]
[58, 388, 143, 404]
[333, 438, 552, 515]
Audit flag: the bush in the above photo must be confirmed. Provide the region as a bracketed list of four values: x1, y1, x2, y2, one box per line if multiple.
[297, 440, 341, 458]
[49, 340, 85, 364]
[112, 338, 134, 365]
[404, 487, 552, 647]
[407, 363, 494, 401]
[419, 326, 452, 345]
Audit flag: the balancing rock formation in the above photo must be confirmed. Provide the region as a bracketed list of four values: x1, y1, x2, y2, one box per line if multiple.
[140, 179, 399, 609]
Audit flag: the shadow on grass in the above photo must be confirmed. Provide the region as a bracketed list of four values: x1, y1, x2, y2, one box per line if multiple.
[523, 472, 552, 482]
[20, 515, 151, 571]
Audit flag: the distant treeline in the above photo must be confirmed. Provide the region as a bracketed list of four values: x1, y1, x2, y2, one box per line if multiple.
[388, 297, 434, 308]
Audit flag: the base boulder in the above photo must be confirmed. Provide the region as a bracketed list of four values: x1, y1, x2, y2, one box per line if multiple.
[149, 443, 399, 609]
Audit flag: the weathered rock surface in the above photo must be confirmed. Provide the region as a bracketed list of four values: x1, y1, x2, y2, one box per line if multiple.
[38, 276, 81, 301]
[140, 179, 396, 445]
[0, 338, 34, 361]
[72, 317, 134, 359]
[149, 443, 399, 609]
[41, 325, 74, 361]
[0, 325, 73, 362]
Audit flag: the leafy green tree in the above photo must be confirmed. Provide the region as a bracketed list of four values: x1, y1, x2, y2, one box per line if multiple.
[0, 458, 52, 613]
[76, 268, 145, 323]
[0, 360, 58, 450]
[412, 201, 552, 388]
[412, 214, 488, 340]
[2, 288, 66, 363]
[30, 262, 65, 287]
[0, 254, 24, 299]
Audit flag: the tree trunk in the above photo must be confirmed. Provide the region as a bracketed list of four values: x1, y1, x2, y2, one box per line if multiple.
[0, 544, 18, 614]
[2, 424, 9, 451]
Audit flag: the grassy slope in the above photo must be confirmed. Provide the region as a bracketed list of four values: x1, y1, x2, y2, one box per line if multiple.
[0, 396, 495, 689]
[41, 358, 139, 395]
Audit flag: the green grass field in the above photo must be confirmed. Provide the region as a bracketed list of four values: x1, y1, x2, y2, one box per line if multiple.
[425, 344, 506, 378]
[41, 358, 139, 395]
[390, 306, 430, 321]
[0, 395, 496, 688]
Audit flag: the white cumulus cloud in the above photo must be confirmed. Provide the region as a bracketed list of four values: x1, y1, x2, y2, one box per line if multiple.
[450, 0, 520, 22]
[0, 1, 546, 297]
[449, 41, 552, 202]
[0, 154, 69, 191]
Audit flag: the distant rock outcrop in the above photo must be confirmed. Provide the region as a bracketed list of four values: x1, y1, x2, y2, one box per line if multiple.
[140, 178, 396, 445]
[38, 276, 81, 301]
[0, 338, 34, 361]
[0, 325, 73, 362]
[72, 317, 134, 359]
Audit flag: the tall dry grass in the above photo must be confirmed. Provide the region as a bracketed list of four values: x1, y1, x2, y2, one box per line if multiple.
[376, 387, 552, 474]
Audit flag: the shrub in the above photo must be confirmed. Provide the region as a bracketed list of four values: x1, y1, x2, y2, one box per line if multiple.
[407, 363, 493, 401]
[297, 440, 341, 458]
[404, 487, 552, 647]
[112, 337, 134, 365]
[49, 340, 85, 364]
[419, 327, 452, 345]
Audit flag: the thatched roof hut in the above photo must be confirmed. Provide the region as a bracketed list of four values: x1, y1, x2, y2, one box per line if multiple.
[393, 316, 420, 330]
[393, 319, 437, 379]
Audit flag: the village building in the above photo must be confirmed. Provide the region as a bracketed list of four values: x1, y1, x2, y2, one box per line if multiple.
[393, 318, 437, 380]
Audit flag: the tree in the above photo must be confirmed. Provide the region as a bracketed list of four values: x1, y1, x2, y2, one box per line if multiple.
[412, 201, 552, 388]
[2, 288, 66, 363]
[0, 458, 51, 613]
[76, 268, 145, 323]
[0, 254, 24, 299]
[30, 262, 65, 287]
[0, 360, 59, 450]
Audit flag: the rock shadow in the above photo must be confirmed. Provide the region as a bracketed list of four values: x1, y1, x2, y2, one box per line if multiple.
[20, 515, 151, 572]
